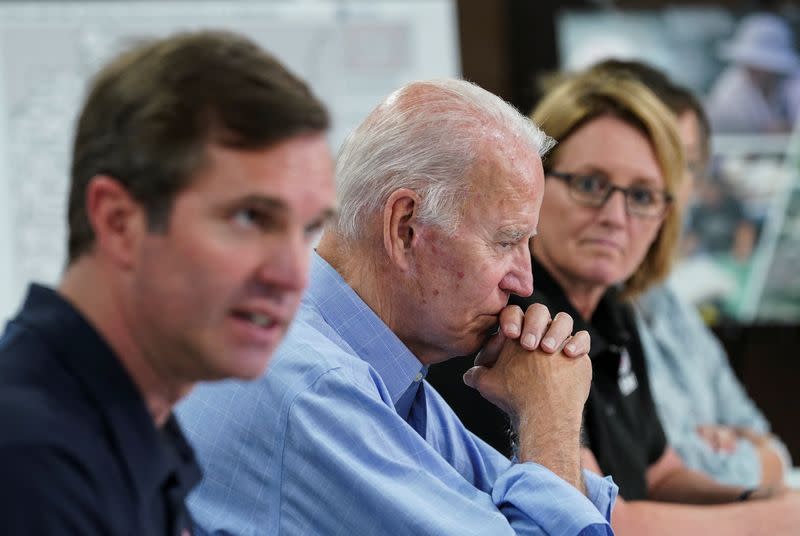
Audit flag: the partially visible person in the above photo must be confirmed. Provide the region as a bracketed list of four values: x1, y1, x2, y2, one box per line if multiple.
[706, 12, 800, 133]
[0, 30, 336, 534]
[430, 68, 800, 535]
[178, 78, 617, 535]
[591, 58, 791, 491]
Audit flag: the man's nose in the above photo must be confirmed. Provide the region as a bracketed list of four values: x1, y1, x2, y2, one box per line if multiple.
[257, 232, 310, 294]
[500, 248, 533, 298]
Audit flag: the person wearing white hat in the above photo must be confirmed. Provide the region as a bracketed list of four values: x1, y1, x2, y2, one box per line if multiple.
[706, 12, 800, 133]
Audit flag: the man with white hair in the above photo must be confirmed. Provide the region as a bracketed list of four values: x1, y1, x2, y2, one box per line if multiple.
[177, 79, 618, 534]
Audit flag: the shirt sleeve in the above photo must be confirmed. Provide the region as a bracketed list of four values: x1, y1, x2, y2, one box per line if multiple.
[493, 465, 617, 536]
[281, 369, 615, 535]
[187, 365, 615, 535]
[638, 286, 788, 487]
[697, 298, 792, 482]
[652, 384, 764, 487]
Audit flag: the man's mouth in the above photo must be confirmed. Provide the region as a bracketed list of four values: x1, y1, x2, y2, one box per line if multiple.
[232, 310, 277, 329]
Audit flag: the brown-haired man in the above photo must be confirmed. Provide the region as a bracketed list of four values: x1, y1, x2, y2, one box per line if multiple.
[0, 30, 335, 534]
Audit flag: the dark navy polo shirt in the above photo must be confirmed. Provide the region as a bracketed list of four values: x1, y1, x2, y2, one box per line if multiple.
[0, 284, 202, 534]
[427, 263, 667, 500]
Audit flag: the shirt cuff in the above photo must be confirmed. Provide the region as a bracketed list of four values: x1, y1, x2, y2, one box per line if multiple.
[492, 462, 617, 535]
[583, 469, 618, 522]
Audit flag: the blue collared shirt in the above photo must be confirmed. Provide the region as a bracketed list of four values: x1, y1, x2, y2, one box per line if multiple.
[177, 253, 617, 535]
[635, 282, 791, 487]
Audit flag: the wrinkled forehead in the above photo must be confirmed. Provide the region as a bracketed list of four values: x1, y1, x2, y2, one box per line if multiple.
[467, 133, 544, 194]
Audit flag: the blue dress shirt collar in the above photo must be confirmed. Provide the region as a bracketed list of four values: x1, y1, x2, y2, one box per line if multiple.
[305, 252, 427, 415]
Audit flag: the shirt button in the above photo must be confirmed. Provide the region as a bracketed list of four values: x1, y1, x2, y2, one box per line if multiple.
[414, 372, 423, 382]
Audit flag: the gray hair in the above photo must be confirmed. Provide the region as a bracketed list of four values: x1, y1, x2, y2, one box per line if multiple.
[332, 79, 554, 240]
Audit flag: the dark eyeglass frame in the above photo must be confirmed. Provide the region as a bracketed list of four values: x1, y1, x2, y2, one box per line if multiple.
[546, 170, 673, 219]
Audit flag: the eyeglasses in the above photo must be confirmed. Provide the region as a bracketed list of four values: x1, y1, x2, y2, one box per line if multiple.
[546, 170, 672, 219]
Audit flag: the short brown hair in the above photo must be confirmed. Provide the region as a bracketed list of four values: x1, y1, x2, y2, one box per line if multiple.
[587, 59, 711, 165]
[67, 30, 329, 263]
[531, 70, 684, 297]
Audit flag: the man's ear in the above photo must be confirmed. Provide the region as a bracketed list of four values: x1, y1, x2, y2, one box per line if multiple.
[84, 175, 147, 269]
[383, 188, 421, 272]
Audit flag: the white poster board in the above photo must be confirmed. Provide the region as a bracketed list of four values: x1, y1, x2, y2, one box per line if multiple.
[0, 0, 460, 322]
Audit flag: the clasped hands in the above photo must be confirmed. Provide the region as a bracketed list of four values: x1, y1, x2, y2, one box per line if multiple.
[463, 303, 592, 434]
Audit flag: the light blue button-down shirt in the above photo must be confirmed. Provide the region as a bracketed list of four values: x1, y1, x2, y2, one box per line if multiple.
[635, 282, 791, 487]
[177, 253, 617, 535]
